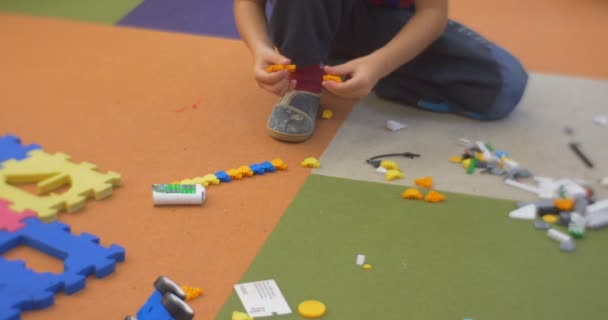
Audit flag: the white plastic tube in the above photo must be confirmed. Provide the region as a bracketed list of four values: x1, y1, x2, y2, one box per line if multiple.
[152, 184, 206, 205]
[547, 229, 571, 243]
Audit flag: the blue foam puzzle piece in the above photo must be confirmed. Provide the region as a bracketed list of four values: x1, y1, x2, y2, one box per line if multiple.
[259, 161, 276, 173]
[249, 163, 265, 175]
[215, 171, 231, 182]
[0, 134, 41, 166]
[0, 259, 63, 320]
[0, 217, 125, 294]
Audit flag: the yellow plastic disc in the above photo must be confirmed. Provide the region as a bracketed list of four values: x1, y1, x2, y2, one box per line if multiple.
[543, 214, 559, 224]
[298, 300, 326, 318]
[363, 264, 373, 270]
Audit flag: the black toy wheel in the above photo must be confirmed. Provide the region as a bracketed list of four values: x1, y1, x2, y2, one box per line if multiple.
[162, 293, 195, 320]
[154, 276, 186, 300]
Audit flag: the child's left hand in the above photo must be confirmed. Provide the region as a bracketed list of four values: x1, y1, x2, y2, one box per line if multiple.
[322, 56, 383, 99]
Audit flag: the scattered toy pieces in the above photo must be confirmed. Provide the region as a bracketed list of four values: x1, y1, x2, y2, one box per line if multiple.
[363, 264, 373, 270]
[509, 204, 537, 220]
[380, 160, 400, 170]
[402, 188, 423, 200]
[181, 286, 203, 301]
[298, 300, 327, 319]
[414, 176, 433, 189]
[301, 157, 321, 168]
[321, 109, 333, 119]
[386, 120, 407, 131]
[366, 152, 420, 168]
[424, 190, 446, 203]
[386, 169, 405, 181]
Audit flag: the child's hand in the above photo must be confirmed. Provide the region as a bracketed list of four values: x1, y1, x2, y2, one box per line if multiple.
[322, 56, 382, 99]
[253, 46, 297, 96]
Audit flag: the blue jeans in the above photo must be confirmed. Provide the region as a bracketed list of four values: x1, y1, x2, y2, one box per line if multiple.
[269, 0, 528, 120]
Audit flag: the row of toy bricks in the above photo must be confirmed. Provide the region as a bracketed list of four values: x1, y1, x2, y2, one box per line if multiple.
[173, 158, 288, 186]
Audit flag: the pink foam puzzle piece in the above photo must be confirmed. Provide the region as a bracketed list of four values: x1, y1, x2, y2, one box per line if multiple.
[0, 199, 38, 232]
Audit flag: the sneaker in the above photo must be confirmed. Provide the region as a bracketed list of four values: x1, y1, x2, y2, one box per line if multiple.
[267, 90, 320, 142]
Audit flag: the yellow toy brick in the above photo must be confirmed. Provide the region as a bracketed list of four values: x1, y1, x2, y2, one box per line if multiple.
[449, 156, 462, 163]
[321, 109, 333, 119]
[474, 152, 485, 162]
[414, 176, 433, 189]
[425, 190, 446, 203]
[461, 158, 471, 169]
[232, 311, 254, 320]
[237, 165, 254, 177]
[0, 150, 121, 221]
[226, 168, 243, 180]
[386, 169, 404, 181]
[301, 157, 321, 168]
[402, 188, 423, 200]
[380, 160, 400, 171]
[180, 178, 194, 184]
[271, 158, 288, 170]
[201, 174, 220, 186]
[323, 74, 342, 83]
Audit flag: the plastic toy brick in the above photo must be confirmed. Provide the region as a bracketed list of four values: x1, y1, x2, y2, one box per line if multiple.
[250, 163, 265, 175]
[0, 134, 41, 167]
[237, 165, 254, 177]
[449, 156, 462, 163]
[323, 74, 342, 83]
[260, 161, 276, 173]
[266, 64, 296, 73]
[321, 109, 333, 119]
[386, 169, 404, 181]
[0, 216, 125, 294]
[227, 168, 244, 180]
[301, 157, 321, 168]
[215, 171, 232, 182]
[0, 198, 37, 233]
[461, 158, 471, 169]
[402, 188, 423, 200]
[554, 198, 574, 211]
[232, 311, 254, 320]
[414, 176, 433, 189]
[127, 276, 194, 320]
[201, 174, 220, 186]
[0, 259, 63, 320]
[271, 158, 287, 170]
[0, 150, 121, 221]
[181, 286, 203, 301]
[424, 190, 446, 203]
[466, 158, 478, 174]
[380, 160, 399, 171]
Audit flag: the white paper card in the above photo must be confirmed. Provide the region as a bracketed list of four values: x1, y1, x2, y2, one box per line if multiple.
[234, 279, 292, 317]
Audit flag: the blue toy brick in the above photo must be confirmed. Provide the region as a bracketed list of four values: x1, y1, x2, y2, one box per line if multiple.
[136, 291, 174, 320]
[215, 171, 231, 182]
[250, 163, 265, 175]
[0, 259, 63, 320]
[0, 134, 41, 166]
[495, 151, 509, 159]
[259, 161, 276, 173]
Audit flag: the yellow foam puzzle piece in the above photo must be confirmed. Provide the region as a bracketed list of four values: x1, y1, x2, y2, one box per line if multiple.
[380, 160, 399, 171]
[0, 150, 121, 221]
[232, 311, 254, 320]
[402, 188, 423, 200]
[301, 157, 321, 168]
[386, 169, 404, 181]
[271, 158, 288, 170]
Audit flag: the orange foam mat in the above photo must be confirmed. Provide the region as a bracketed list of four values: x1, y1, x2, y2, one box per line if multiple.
[0, 14, 353, 319]
[450, 0, 608, 79]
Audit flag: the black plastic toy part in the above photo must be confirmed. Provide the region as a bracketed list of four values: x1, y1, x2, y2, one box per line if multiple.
[366, 152, 420, 168]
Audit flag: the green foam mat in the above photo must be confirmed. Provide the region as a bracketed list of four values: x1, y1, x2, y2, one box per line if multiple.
[0, 0, 142, 24]
[218, 174, 608, 319]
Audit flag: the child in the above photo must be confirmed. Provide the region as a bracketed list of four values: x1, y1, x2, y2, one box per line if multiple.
[234, 0, 528, 142]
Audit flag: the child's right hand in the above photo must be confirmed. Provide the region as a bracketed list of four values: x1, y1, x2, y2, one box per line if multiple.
[253, 46, 296, 96]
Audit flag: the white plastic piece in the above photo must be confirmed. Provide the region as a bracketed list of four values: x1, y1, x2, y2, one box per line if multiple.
[586, 199, 608, 215]
[458, 138, 474, 148]
[476, 141, 497, 163]
[234, 280, 292, 317]
[386, 120, 407, 131]
[554, 179, 587, 198]
[504, 179, 540, 194]
[594, 114, 608, 127]
[356, 254, 366, 266]
[586, 212, 608, 229]
[547, 229, 571, 243]
[508, 204, 537, 220]
[502, 158, 520, 170]
[600, 176, 608, 187]
[376, 166, 388, 174]
[152, 184, 206, 205]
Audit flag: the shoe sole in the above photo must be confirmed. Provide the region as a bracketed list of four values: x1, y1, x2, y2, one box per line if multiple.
[267, 127, 312, 143]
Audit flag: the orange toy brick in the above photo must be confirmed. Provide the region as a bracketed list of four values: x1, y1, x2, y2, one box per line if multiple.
[266, 64, 296, 73]
[181, 285, 204, 301]
[414, 176, 433, 189]
[271, 158, 288, 170]
[402, 188, 423, 200]
[554, 198, 575, 211]
[425, 190, 446, 203]
[237, 165, 254, 177]
[323, 74, 342, 83]
[226, 168, 243, 180]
